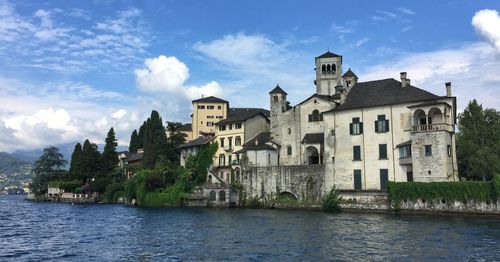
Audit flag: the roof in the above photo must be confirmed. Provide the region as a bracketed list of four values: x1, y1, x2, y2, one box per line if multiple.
[179, 123, 192, 132]
[342, 68, 358, 78]
[192, 96, 228, 103]
[177, 136, 214, 149]
[301, 133, 324, 144]
[215, 108, 270, 125]
[316, 51, 342, 59]
[326, 78, 440, 113]
[235, 132, 277, 153]
[269, 84, 287, 95]
[396, 140, 412, 148]
[296, 93, 338, 107]
[407, 101, 452, 108]
[118, 151, 142, 162]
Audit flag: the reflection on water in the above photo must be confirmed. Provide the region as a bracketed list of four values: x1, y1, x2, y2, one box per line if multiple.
[0, 195, 499, 261]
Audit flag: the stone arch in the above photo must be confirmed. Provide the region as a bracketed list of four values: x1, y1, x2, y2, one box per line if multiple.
[413, 109, 427, 126]
[219, 190, 226, 202]
[312, 109, 320, 121]
[208, 175, 213, 184]
[234, 168, 241, 182]
[279, 191, 297, 200]
[306, 146, 320, 165]
[321, 64, 326, 73]
[326, 64, 331, 72]
[428, 107, 443, 125]
[209, 190, 216, 201]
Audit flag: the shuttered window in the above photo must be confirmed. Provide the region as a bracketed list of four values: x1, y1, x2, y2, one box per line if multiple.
[379, 144, 387, 159]
[350, 117, 363, 135]
[375, 115, 389, 133]
[353, 145, 361, 161]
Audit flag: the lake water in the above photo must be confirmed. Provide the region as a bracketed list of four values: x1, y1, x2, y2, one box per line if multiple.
[0, 195, 499, 261]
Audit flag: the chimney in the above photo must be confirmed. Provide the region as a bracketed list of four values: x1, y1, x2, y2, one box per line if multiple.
[400, 72, 407, 87]
[405, 78, 411, 86]
[445, 82, 452, 97]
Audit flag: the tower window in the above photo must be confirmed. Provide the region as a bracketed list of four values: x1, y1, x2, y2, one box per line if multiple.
[322, 64, 326, 73]
[309, 110, 322, 122]
[273, 95, 278, 102]
[287, 146, 292, 156]
[332, 64, 336, 73]
[425, 145, 432, 156]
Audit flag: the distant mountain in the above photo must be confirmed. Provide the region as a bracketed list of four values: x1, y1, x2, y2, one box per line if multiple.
[0, 152, 30, 175]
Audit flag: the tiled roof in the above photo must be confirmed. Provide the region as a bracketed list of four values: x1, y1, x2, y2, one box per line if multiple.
[215, 108, 270, 125]
[269, 84, 287, 95]
[192, 96, 228, 103]
[342, 68, 357, 78]
[301, 133, 324, 144]
[296, 93, 338, 107]
[316, 51, 342, 59]
[177, 136, 214, 149]
[327, 78, 440, 113]
[118, 151, 142, 162]
[235, 132, 277, 153]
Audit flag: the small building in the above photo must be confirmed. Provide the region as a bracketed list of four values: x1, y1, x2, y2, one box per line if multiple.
[118, 151, 143, 178]
[177, 136, 215, 167]
[235, 132, 279, 168]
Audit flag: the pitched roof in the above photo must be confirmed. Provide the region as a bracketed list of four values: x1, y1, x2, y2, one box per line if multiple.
[396, 140, 412, 148]
[192, 96, 228, 103]
[269, 84, 287, 95]
[296, 93, 338, 107]
[215, 108, 270, 125]
[177, 136, 214, 149]
[316, 51, 342, 59]
[179, 123, 192, 132]
[301, 133, 324, 144]
[235, 132, 277, 153]
[342, 68, 357, 78]
[327, 78, 440, 113]
[118, 151, 142, 162]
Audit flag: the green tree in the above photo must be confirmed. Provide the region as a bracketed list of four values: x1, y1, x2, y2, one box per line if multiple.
[29, 147, 67, 195]
[101, 127, 118, 174]
[129, 129, 140, 153]
[165, 121, 187, 165]
[142, 110, 168, 169]
[80, 139, 101, 181]
[456, 99, 500, 181]
[69, 143, 83, 179]
[185, 142, 218, 185]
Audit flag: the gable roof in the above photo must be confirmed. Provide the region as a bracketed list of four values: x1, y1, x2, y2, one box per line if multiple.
[118, 151, 142, 162]
[342, 68, 357, 78]
[301, 133, 324, 144]
[234, 132, 277, 153]
[296, 93, 339, 107]
[177, 136, 214, 149]
[192, 96, 228, 103]
[316, 51, 342, 59]
[215, 108, 270, 125]
[326, 78, 441, 113]
[269, 84, 287, 95]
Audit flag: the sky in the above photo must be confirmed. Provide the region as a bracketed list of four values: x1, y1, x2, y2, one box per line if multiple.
[0, 0, 499, 152]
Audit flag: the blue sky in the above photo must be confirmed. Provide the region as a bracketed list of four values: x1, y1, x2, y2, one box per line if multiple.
[0, 0, 499, 152]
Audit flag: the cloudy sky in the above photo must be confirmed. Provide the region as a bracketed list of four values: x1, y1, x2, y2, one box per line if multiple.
[0, 0, 499, 152]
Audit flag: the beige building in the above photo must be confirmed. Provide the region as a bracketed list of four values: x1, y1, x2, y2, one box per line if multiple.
[212, 108, 270, 183]
[191, 96, 229, 139]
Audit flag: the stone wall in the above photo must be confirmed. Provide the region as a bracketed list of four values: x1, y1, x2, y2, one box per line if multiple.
[397, 199, 499, 215]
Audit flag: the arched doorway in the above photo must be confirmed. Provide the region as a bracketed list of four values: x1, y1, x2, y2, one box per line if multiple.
[208, 175, 213, 184]
[209, 190, 216, 201]
[279, 191, 297, 201]
[306, 146, 320, 165]
[219, 190, 226, 202]
[229, 190, 238, 207]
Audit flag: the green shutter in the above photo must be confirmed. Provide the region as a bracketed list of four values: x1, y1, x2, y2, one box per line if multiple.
[349, 123, 353, 135]
[374, 120, 379, 133]
[354, 170, 362, 190]
[385, 120, 390, 132]
[380, 169, 388, 190]
[359, 123, 363, 134]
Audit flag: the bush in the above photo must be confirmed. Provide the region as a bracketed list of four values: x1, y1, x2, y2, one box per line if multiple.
[124, 179, 137, 202]
[387, 179, 497, 210]
[104, 182, 124, 202]
[322, 186, 342, 213]
[91, 177, 111, 193]
[245, 197, 263, 208]
[142, 181, 185, 207]
[145, 175, 164, 192]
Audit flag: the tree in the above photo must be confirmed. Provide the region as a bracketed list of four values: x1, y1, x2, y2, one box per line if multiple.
[456, 100, 500, 181]
[165, 121, 187, 165]
[69, 143, 83, 179]
[142, 110, 168, 169]
[30, 147, 67, 195]
[129, 129, 140, 153]
[80, 139, 101, 181]
[101, 127, 118, 174]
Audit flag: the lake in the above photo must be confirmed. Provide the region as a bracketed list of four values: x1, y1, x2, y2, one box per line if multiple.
[0, 195, 499, 261]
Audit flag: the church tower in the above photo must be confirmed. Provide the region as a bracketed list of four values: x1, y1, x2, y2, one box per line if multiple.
[315, 51, 343, 96]
[269, 84, 287, 143]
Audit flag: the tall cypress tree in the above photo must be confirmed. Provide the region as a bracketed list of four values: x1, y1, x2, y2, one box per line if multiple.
[142, 110, 167, 169]
[102, 127, 118, 174]
[69, 142, 83, 179]
[81, 139, 101, 181]
[129, 129, 139, 153]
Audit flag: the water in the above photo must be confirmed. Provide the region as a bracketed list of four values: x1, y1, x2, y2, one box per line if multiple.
[0, 195, 499, 261]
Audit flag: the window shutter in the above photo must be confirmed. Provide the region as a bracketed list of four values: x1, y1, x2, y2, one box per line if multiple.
[308, 115, 312, 122]
[349, 123, 353, 135]
[374, 120, 378, 133]
[359, 123, 363, 134]
[385, 120, 390, 132]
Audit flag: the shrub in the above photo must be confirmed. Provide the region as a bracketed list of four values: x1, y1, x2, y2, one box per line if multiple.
[124, 179, 137, 202]
[142, 181, 185, 207]
[145, 175, 164, 192]
[322, 186, 342, 213]
[104, 182, 124, 202]
[245, 197, 263, 208]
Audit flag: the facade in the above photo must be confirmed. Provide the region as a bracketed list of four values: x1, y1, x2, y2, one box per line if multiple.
[265, 51, 458, 193]
[212, 108, 270, 183]
[235, 132, 279, 168]
[191, 96, 229, 139]
[177, 136, 214, 167]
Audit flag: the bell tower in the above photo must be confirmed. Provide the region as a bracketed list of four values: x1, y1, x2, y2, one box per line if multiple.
[315, 51, 343, 96]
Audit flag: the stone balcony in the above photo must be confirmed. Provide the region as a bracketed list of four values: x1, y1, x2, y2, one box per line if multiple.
[412, 123, 454, 133]
[398, 157, 412, 165]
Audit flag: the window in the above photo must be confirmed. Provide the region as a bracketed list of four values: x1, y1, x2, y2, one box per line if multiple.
[353, 145, 361, 161]
[200, 121, 203, 125]
[288, 128, 291, 134]
[198, 105, 205, 109]
[375, 115, 389, 133]
[207, 122, 214, 127]
[425, 145, 432, 156]
[219, 125, 226, 131]
[228, 155, 232, 165]
[219, 138, 225, 147]
[236, 123, 242, 129]
[308, 110, 322, 122]
[207, 105, 215, 109]
[379, 144, 387, 159]
[218, 154, 225, 166]
[350, 117, 363, 135]
[273, 95, 279, 102]
[331, 129, 335, 136]
[228, 137, 233, 147]
[235, 136, 241, 146]
[380, 169, 389, 190]
[447, 145, 451, 157]
[268, 154, 271, 165]
[207, 115, 214, 119]
[287, 146, 292, 156]
[218, 105, 222, 109]
[399, 145, 412, 158]
[354, 170, 362, 190]
[229, 124, 232, 130]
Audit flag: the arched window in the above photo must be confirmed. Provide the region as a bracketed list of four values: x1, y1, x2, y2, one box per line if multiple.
[219, 190, 226, 202]
[311, 110, 320, 121]
[326, 64, 331, 72]
[321, 64, 326, 73]
[209, 190, 216, 201]
[332, 64, 336, 73]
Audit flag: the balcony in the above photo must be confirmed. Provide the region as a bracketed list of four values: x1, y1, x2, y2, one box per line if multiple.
[412, 123, 453, 133]
[231, 160, 241, 166]
[223, 145, 233, 152]
[398, 157, 412, 165]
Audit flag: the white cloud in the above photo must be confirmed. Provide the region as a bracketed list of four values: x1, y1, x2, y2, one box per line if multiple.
[112, 109, 127, 119]
[356, 38, 369, 47]
[396, 7, 416, 15]
[330, 23, 353, 34]
[134, 55, 224, 100]
[472, 9, 500, 53]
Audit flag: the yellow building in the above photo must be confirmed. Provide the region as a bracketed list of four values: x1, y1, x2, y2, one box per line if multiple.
[191, 96, 229, 139]
[213, 108, 270, 183]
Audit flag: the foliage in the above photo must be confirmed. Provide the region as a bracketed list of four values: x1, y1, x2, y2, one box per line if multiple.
[387, 179, 499, 210]
[145, 174, 164, 192]
[80, 139, 101, 181]
[185, 142, 218, 185]
[104, 182, 125, 202]
[142, 110, 168, 169]
[48, 180, 81, 192]
[322, 186, 342, 213]
[91, 177, 111, 194]
[245, 197, 263, 208]
[129, 129, 140, 154]
[101, 127, 118, 174]
[30, 147, 68, 195]
[69, 143, 84, 179]
[142, 182, 185, 207]
[124, 179, 137, 202]
[164, 121, 187, 165]
[456, 100, 500, 181]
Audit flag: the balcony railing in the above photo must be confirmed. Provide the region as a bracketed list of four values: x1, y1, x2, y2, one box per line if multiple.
[398, 157, 412, 165]
[231, 160, 241, 165]
[223, 145, 233, 152]
[412, 123, 453, 132]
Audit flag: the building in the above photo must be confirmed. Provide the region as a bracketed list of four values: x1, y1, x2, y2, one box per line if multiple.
[177, 136, 214, 167]
[212, 108, 270, 183]
[265, 50, 458, 192]
[191, 96, 229, 139]
[235, 132, 279, 169]
[118, 151, 143, 178]
[167, 123, 193, 142]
